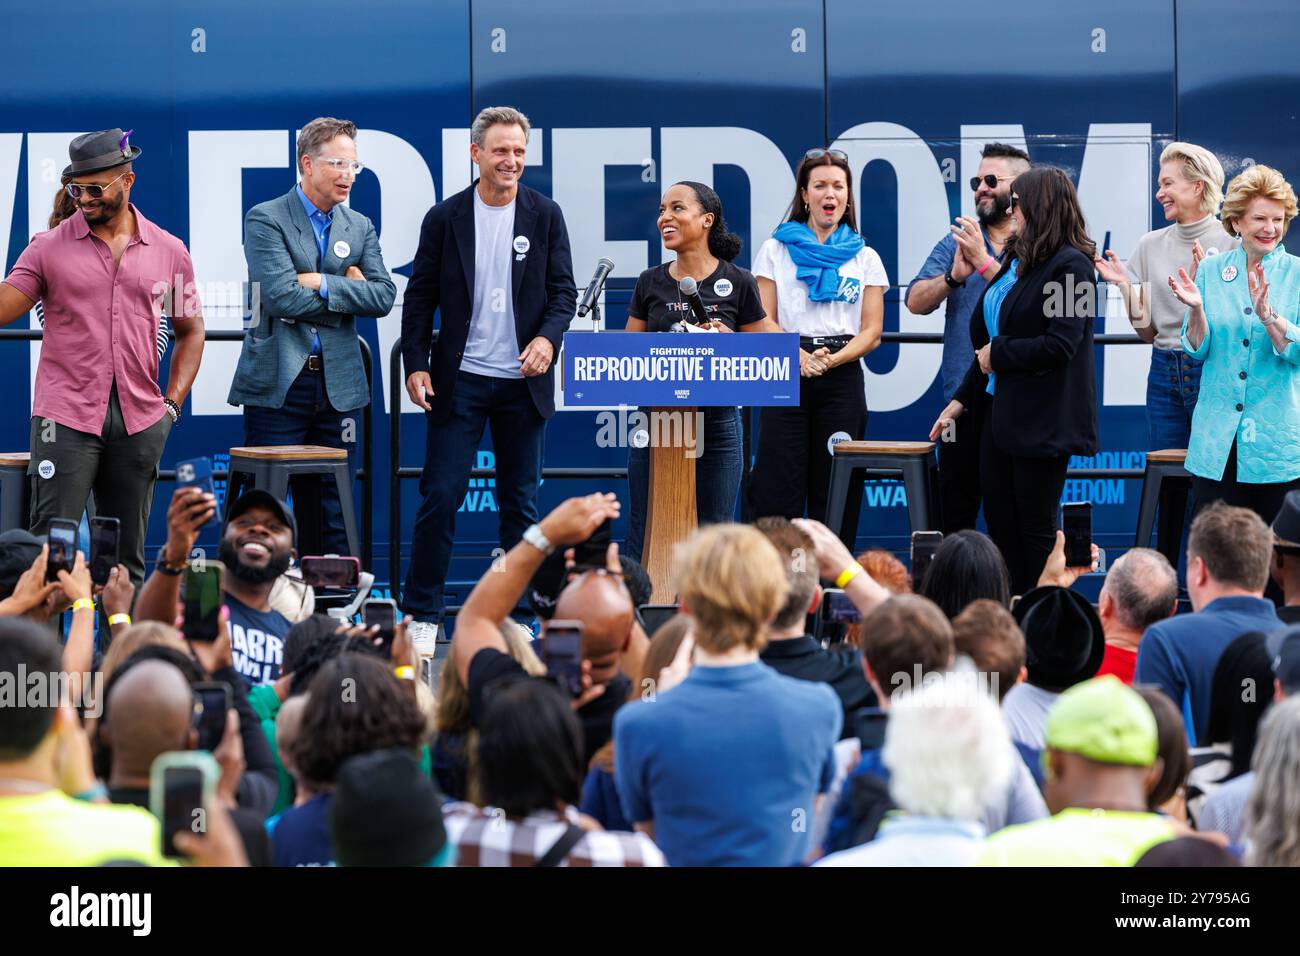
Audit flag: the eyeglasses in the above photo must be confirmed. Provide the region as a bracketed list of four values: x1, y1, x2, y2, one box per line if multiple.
[65, 171, 129, 200]
[970, 174, 1014, 192]
[804, 148, 848, 163]
[316, 157, 364, 176]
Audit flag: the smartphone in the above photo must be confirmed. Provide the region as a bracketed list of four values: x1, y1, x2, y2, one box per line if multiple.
[820, 588, 861, 624]
[191, 681, 232, 753]
[89, 516, 120, 587]
[543, 620, 584, 697]
[637, 603, 679, 637]
[572, 518, 612, 571]
[362, 598, 399, 656]
[46, 518, 79, 583]
[1062, 501, 1093, 568]
[149, 752, 219, 859]
[182, 560, 225, 643]
[910, 531, 944, 592]
[175, 457, 219, 528]
[299, 555, 361, 589]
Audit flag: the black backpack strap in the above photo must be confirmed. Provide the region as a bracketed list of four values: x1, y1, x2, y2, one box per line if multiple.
[535, 824, 587, 867]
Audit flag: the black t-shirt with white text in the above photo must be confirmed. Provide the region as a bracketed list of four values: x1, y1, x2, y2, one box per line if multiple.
[226, 594, 291, 686]
[627, 260, 765, 332]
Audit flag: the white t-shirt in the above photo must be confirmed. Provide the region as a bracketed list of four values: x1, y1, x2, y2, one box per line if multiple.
[751, 237, 890, 337]
[464, 190, 522, 379]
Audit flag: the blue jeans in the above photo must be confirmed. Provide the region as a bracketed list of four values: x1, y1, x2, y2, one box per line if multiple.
[243, 368, 358, 556]
[625, 406, 742, 564]
[1146, 348, 1202, 574]
[1147, 347, 1202, 450]
[403, 372, 544, 620]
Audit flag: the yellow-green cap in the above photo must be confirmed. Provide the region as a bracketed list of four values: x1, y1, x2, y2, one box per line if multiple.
[1045, 675, 1158, 766]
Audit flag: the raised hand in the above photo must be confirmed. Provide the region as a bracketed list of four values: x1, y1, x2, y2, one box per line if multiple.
[1189, 240, 1206, 282]
[1094, 250, 1129, 285]
[1248, 262, 1273, 323]
[1167, 268, 1202, 310]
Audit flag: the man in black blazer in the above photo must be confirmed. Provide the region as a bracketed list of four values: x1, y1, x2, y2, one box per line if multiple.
[400, 107, 577, 641]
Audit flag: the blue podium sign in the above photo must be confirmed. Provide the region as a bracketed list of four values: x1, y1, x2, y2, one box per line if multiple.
[562, 332, 800, 407]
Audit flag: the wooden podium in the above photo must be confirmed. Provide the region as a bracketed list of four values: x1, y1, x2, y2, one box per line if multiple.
[643, 407, 700, 602]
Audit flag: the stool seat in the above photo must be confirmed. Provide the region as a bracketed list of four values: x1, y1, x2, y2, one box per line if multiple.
[834, 440, 935, 457]
[231, 445, 348, 461]
[0, 453, 31, 534]
[1147, 448, 1188, 464]
[824, 438, 938, 551]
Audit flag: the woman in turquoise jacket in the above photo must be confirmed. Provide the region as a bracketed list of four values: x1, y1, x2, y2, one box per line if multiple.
[1171, 164, 1300, 523]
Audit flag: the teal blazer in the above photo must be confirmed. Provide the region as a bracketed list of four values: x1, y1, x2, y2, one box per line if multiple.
[1181, 243, 1300, 483]
[228, 188, 395, 412]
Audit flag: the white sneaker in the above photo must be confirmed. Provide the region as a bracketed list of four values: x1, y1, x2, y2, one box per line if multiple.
[407, 620, 440, 657]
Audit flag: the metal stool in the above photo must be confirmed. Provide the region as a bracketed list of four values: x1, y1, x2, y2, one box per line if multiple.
[1134, 448, 1191, 563]
[824, 440, 938, 551]
[0, 453, 31, 534]
[227, 445, 358, 557]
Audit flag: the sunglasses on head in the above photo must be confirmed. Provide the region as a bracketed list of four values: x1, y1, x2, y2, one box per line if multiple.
[804, 147, 848, 163]
[65, 170, 129, 200]
[970, 173, 1013, 192]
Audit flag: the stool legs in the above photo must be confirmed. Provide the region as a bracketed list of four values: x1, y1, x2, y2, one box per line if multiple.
[1135, 464, 1164, 550]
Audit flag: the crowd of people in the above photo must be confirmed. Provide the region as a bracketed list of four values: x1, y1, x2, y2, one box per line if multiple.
[2, 482, 1300, 867]
[3, 106, 1300, 868]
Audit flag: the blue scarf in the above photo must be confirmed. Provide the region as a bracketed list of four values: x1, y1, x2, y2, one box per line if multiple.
[773, 222, 865, 302]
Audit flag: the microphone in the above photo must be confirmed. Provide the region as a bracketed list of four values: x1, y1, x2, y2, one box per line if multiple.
[577, 258, 615, 318]
[678, 275, 710, 326]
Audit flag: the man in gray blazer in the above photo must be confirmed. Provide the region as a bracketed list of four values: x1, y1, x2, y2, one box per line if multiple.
[229, 117, 395, 555]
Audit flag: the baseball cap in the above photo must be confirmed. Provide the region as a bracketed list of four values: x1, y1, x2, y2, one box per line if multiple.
[1267, 625, 1300, 696]
[225, 489, 297, 547]
[1045, 675, 1158, 766]
[0, 529, 45, 600]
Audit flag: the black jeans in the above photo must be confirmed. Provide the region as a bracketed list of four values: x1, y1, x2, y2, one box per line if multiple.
[979, 411, 1070, 595]
[403, 372, 545, 620]
[1192, 439, 1300, 527]
[937, 397, 983, 534]
[748, 359, 868, 523]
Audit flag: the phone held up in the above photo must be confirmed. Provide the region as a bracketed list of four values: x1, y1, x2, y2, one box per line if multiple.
[542, 620, 584, 697]
[182, 560, 226, 643]
[1062, 501, 1093, 569]
[45, 517, 79, 583]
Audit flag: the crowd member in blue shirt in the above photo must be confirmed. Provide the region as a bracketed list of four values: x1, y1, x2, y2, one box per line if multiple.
[613, 523, 843, 867]
[906, 142, 1029, 533]
[1136, 502, 1280, 746]
[1171, 163, 1300, 525]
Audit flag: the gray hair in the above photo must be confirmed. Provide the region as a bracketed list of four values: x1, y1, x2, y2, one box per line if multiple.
[1244, 696, 1300, 866]
[297, 117, 357, 172]
[471, 106, 530, 149]
[1101, 548, 1178, 632]
[882, 669, 1013, 822]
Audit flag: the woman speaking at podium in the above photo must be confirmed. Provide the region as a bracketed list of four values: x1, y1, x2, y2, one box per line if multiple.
[746, 148, 888, 522]
[623, 181, 772, 563]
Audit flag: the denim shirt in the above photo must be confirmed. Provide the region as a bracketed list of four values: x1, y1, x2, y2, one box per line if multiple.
[1181, 243, 1300, 483]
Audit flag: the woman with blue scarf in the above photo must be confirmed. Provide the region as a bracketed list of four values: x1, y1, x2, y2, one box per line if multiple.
[748, 148, 888, 522]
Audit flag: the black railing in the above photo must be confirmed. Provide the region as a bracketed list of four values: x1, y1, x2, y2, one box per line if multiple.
[0, 327, 376, 571]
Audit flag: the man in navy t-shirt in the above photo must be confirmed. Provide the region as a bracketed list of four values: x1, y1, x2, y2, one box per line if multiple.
[614, 523, 842, 867]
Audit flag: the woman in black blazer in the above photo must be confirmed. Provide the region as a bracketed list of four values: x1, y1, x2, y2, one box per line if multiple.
[929, 166, 1099, 593]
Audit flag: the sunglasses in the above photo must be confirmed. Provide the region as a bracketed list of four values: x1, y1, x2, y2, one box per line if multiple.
[804, 147, 848, 163]
[970, 174, 1014, 192]
[65, 170, 129, 200]
[1009, 193, 1020, 210]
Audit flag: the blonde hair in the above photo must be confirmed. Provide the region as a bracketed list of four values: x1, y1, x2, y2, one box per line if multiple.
[100, 621, 184, 686]
[436, 620, 544, 734]
[673, 524, 786, 654]
[1159, 142, 1227, 217]
[1219, 164, 1299, 238]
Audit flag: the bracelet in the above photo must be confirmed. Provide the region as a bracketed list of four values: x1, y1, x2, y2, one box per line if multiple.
[835, 563, 864, 589]
[108, 613, 132, 627]
[977, 257, 997, 277]
[1261, 308, 1281, 327]
[156, 552, 186, 576]
[163, 397, 181, 423]
[394, 665, 415, 681]
[71, 598, 95, 613]
[73, 782, 108, 802]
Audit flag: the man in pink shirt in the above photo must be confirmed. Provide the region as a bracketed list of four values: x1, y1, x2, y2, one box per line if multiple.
[0, 128, 205, 585]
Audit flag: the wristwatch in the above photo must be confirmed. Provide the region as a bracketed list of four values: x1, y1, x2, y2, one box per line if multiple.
[943, 269, 964, 289]
[522, 523, 555, 556]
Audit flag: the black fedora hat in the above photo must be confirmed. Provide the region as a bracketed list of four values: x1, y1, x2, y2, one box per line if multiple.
[62, 128, 142, 178]
[1012, 585, 1105, 691]
[1272, 490, 1300, 551]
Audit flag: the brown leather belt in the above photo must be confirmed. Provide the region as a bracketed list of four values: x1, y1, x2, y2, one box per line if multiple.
[304, 355, 324, 372]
